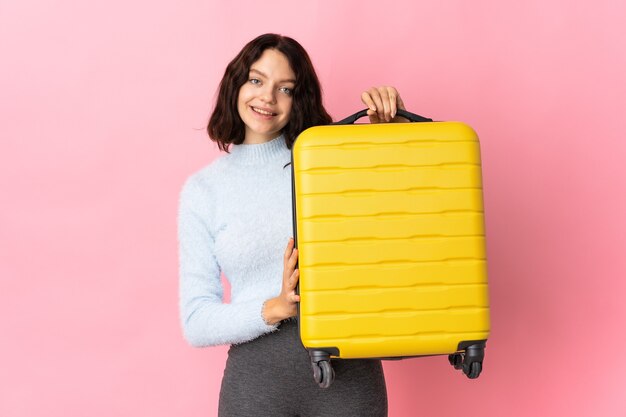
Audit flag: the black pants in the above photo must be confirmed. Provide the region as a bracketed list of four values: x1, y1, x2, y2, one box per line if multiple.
[218, 319, 388, 417]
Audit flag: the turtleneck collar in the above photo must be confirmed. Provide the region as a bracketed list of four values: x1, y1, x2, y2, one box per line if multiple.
[228, 134, 289, 166]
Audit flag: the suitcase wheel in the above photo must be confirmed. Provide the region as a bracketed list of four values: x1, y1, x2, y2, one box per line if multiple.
[312, 361, 322, 384]
[312, 360, 335, 389]
[463, 361, 482, 379]
[448, 353, 464, 370]
[449, 342, 485, 379]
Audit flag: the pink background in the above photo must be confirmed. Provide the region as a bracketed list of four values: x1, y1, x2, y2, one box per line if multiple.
[1, 0, 625, 416]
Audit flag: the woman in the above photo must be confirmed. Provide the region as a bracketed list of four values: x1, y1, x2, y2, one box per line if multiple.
[179, 33, 407, 417]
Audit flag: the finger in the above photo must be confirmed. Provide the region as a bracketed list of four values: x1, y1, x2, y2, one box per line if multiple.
[286, 290, 300, 303]
[361, 91, 377, 112]
[283, 269, 300, 293]
[367, 88, 385, 121]
[377, 87, 392, 122]
[287, 248, 299, 270]
[396, 94, 406, 111]
[287, 269, 300, 289]
[387, 86, 398, 119]
[393, 94, 409, 122]
[367, 108, 380, 124]
[284, 238, 294, 264]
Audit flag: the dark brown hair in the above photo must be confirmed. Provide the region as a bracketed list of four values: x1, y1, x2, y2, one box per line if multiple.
[207, 33, 332, 151]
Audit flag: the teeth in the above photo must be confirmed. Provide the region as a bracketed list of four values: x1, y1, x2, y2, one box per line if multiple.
[253, 107, 274, 116]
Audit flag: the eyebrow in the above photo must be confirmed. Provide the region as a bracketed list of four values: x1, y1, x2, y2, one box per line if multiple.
[249, 68, 296, 84]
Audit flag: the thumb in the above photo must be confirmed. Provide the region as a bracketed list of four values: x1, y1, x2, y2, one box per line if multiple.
[367, 109, 380, 124]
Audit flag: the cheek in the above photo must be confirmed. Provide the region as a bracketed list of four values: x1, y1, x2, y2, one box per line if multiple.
[237, 86, 252, 107]
[281, 98, 294, 118]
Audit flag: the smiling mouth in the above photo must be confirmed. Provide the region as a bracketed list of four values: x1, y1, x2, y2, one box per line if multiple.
[251, 106, 277, 116]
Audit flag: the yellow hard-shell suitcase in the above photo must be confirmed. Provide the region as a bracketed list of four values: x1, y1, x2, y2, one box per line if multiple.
[291, 109, 490, 388]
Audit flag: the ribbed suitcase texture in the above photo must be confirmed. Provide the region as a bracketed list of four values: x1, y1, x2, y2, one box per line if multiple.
[292, 121, 490, 366]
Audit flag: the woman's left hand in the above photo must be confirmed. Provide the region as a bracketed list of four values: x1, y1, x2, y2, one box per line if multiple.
[361, 86, 408, 123]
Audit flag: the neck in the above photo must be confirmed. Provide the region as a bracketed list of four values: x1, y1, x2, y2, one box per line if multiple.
[229, 134, 288, 165]
[243, 131, 283, 145]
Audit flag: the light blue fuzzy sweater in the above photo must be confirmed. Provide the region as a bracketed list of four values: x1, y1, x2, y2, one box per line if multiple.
[178, 135, 293, 347]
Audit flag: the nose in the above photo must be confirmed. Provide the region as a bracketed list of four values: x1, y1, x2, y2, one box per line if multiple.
[260, 84, 276, 104]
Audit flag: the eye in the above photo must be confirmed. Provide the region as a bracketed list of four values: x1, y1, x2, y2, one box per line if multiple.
[249, 78, 261, 85]
[279, 86, 293, 96]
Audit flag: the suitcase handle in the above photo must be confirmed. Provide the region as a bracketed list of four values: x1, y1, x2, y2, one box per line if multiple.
[332, 108, 433, 125]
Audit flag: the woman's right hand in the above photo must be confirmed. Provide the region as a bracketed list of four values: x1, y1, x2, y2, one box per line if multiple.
[262, 238, 300, 325]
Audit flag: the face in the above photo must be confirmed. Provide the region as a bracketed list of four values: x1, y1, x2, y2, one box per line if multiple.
[237, 48, 296, 144]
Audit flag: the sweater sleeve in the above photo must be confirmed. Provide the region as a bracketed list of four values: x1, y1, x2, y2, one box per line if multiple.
[178, 177, 279, 347]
